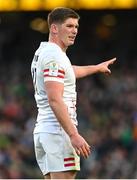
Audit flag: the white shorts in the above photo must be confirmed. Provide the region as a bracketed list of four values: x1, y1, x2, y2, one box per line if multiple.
[33, 129, 80, 175]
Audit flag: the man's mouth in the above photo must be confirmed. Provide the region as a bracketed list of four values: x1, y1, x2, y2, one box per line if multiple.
[69, 36, 75, 41]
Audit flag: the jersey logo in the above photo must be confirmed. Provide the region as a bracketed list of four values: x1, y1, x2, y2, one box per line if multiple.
[43, 62, 65, 79]
[48, 62, 59, 76]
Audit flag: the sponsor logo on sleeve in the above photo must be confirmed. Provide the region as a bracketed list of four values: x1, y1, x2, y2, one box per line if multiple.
[43, 62, 65, 79]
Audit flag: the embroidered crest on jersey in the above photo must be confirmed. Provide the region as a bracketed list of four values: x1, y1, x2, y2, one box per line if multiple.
[43, 61, 65, 79]
[48, 62, 59, 76]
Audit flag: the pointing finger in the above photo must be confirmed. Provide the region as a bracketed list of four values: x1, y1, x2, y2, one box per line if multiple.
[108, 57, 117, 64]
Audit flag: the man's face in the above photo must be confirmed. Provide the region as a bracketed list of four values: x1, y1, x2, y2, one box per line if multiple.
[57, 18, 79, 47]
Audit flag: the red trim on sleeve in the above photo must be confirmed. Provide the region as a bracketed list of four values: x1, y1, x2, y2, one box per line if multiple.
[43, 69, 65, 75]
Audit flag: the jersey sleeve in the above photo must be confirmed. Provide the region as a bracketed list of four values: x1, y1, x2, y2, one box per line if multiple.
[41, 54, 66, 83]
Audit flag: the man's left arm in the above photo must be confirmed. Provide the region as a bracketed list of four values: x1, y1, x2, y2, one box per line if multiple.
[73, 57, 116, 79]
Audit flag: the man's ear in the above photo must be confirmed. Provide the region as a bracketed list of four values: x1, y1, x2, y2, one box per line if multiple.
[50, 24, 58, 34]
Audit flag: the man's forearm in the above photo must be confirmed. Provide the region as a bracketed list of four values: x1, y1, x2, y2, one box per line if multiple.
[49, 98, 78, 137]
[73, 65, 100, 79]
[73, 57, 116, 79]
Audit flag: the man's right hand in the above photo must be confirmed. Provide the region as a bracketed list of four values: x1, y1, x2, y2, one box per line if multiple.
[70, 133, 91, 158]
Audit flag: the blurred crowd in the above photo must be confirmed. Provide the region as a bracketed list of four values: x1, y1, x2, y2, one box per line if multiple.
[0, 9, 137, 179]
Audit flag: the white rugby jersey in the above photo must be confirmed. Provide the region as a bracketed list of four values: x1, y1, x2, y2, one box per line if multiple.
[31, 42, 77, 134]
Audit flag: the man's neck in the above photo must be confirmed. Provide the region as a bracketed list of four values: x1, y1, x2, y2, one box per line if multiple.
[48, 36, 67, 52]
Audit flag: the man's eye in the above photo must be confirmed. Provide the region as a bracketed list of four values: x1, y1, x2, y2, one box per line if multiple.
[67, 25, 73, 27]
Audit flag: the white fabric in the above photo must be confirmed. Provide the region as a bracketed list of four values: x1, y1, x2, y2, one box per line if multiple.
[31, 42, 77, 134]
[33, 129, 80, 175]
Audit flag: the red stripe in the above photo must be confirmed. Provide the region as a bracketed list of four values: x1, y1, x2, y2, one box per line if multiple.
[43, 69, 49, 72]
[64, 163, 75, 167]
[58, 70, 65, 75]
[43, 69, 65, 75]
[44, 74, 64, 79]
[64, 157, 75, 161]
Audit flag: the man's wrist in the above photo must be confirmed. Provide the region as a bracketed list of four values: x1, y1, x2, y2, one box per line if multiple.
[96, 64, 101, 73]
[68, 127, 79, 138]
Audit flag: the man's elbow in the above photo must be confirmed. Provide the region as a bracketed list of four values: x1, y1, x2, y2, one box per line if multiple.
[48, 96, 61, 108]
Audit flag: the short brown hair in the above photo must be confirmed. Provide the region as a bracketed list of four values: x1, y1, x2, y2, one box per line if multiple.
[47, 7, 80, 28]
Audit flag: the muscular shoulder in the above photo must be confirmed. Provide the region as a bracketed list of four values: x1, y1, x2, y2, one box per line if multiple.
[41, 43, 69, 65]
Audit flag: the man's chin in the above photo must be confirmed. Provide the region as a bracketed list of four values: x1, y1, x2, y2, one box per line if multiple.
[68, 41, 74, 46]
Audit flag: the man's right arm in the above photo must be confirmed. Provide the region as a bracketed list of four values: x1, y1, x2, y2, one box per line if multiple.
[44, 81, 91, 158]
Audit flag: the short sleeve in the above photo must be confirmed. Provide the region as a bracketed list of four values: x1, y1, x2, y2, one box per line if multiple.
[42, 60, 65, 83]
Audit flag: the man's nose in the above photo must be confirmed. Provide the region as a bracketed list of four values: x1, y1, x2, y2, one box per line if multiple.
[72, 28, 77, 34]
